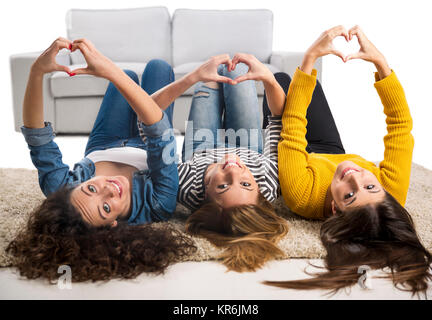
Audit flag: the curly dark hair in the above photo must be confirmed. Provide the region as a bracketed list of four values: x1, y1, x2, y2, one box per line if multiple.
[6, 187, 196, 283]
[264, 191, 432, 296]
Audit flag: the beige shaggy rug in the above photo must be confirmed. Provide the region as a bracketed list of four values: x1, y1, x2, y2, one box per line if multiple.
[1, 163, 431, 267]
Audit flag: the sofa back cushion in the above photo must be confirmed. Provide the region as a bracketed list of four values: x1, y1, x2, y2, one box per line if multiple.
[172, 9, 273, 67]
[67, 7, 171, 64]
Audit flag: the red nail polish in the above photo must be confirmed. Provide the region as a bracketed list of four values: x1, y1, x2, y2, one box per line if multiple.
[69, 72, 76, 77]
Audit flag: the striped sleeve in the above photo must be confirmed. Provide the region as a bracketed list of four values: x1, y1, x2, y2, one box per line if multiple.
[263, 116, 282, 160]
[177, 163, 196, 210]
[177, 161, 208, 211]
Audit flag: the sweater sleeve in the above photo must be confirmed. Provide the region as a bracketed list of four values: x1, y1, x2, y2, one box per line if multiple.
[374, 71, 414, 206]
[278, 68, 320, 217]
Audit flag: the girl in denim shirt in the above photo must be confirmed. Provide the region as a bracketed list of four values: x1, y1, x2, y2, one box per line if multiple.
[7, 38, 195, 282]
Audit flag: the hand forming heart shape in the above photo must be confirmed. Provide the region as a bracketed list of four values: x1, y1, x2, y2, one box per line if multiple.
[332, 35, 361, 62]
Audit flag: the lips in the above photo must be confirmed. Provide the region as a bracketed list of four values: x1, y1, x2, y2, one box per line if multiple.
[222, 160, 242, 170]
[107, 180, 122, 198]
[340, 167, 360, 180]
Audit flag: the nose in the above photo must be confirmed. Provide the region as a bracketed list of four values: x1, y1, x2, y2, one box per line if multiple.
[349, 173, 364, 189]
[103, 183, 116, 198]
[222, 167, 242, 181]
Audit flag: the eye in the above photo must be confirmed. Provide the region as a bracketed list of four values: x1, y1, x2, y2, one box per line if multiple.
[241, 182, 251, 187]
[344, 192, 354, 200]
[88, 185, 97, 193]
[103, 203, 111, 213]
[217, 184, 228, 189]
[366, 184, 375, 190]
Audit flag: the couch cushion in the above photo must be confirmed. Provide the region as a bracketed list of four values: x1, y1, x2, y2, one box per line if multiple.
[172, 9, 273, 67]
[174, 62, 280, 96]
[66, 7, 171, 65]
[50, 62, 148, 98]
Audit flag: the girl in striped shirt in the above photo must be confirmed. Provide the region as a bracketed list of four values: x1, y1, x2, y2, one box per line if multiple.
[142, 53, 290, 271]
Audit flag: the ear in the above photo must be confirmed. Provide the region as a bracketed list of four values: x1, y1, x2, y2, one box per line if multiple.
[331, 200, 338, 215]
[110, 220, 118, 228]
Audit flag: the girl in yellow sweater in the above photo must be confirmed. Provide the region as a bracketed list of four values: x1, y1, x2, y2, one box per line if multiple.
[266, 25, 431, 295]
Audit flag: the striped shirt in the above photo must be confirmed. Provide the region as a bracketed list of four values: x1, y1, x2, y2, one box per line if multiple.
[177, 116, 282, 210]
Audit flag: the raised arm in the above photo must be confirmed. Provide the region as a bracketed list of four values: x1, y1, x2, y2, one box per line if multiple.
[278, 26, 350, 216]
[70, 39, 165, 126]
[23, 38, 72, 129]
[149, 54, 236, 110]
[21, 38, 87, 195]
[345, 26, 412, 204]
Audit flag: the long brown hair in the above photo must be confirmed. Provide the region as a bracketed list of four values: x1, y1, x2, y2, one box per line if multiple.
[6, 187, 196, 283]
[185, 193, 289, 272]
[264, 191, 432, 296]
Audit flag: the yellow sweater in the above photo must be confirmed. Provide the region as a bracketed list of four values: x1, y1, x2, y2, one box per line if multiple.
[278, 68, 414, 219]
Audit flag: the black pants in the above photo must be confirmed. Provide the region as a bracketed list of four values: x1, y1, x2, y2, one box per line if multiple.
[263, 72, 345, 154]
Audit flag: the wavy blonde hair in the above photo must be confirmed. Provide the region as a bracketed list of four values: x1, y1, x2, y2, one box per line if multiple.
[185, 193, 288, 272]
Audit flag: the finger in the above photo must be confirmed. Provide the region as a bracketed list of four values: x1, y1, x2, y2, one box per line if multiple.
[231, 54, 251, 72]
[54, 64, 72, 74]
[343, 30, 350, 42]
[53, 39, 72, 52]
[71, 42, 91, 56]
[213, 54, 233, 72]
[348, 25, 363, 41]
[225, 59, 233, 72]
[329, 25, 349, 41]
[231, 53, 249, 65]
[331, 50, 346, 62]
[73, 38, 96, 52]
[215, 75, 235, 84]
[69, 67, 90, 75]
[214, 54, 231, 65]
[345, 52, 362, 62]
[57, 37, 72, 46]
[232, 74, 251, 84]
[53, 37, 73, 49]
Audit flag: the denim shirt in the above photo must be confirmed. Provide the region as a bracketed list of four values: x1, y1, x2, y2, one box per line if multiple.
[21, 113, 179, 225]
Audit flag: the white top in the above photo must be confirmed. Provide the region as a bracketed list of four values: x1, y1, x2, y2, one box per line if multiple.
[86, 147, 148, 171]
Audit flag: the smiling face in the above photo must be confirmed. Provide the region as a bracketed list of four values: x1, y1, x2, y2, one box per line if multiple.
[204, 154, 259, 209]
[70, 175, 132, 227]
[330, 161, 385, 213]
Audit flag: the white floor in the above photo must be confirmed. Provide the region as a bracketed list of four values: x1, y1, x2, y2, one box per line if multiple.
[2, 260, 428, 300]
[1, 133, 431, 300]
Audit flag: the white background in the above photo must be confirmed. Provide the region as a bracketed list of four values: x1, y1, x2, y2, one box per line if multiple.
[0, 1, 430, 300]
[1, 0, 431, 170]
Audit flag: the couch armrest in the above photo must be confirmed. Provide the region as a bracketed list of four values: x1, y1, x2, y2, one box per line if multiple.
[10, 52, 56, 132]
[270, 51, 322, 83]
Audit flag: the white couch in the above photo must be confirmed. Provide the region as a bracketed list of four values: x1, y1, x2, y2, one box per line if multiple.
[10, 7, 322, 134]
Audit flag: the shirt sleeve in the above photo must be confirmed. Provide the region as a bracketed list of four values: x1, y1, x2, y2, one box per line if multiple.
[21, 122, 74, 196]
[176, 161, 201, 211]
[263, 115, 282, 160]
[374, 71, 414, 206]
[278, 68, 321, 218]
[135, 111, 179, 221]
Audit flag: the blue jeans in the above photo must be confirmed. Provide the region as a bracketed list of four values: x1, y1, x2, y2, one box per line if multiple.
[85, 60, 175, 156]
[182, 63, 262, 161]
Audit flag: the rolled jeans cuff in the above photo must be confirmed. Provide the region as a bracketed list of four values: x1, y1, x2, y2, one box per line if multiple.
[21, 122, 55, 146]
[138, 111, 172, 137]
